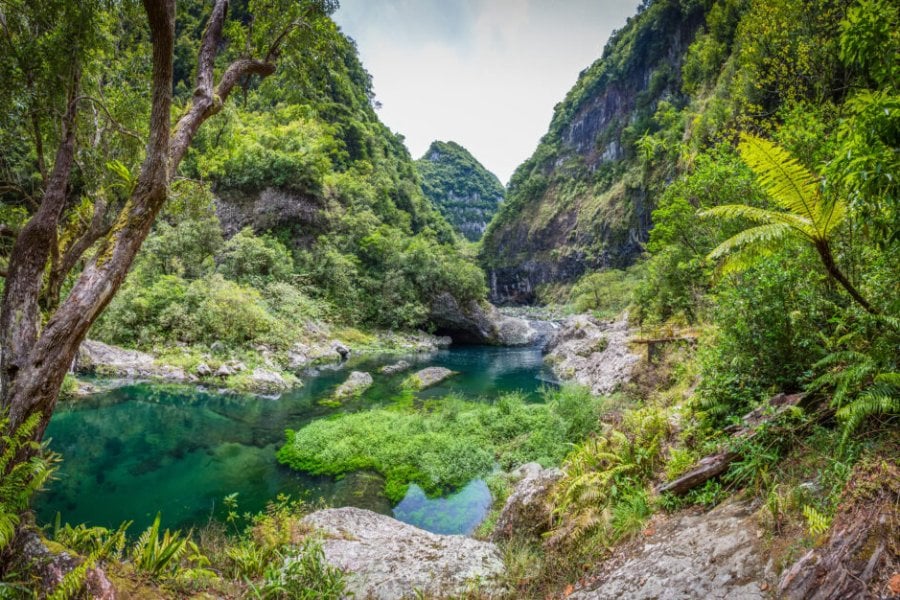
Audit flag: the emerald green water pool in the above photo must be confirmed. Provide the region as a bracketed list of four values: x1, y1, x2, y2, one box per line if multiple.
[37, 345, 554, 535]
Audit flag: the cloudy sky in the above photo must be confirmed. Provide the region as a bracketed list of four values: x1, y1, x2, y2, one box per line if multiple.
[333, 0, 641, 184]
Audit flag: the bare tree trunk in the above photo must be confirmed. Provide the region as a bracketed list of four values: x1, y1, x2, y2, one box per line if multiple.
[815, 240, 877, 315]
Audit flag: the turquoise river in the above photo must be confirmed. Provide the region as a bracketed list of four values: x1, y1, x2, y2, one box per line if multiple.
[37, 345, 555, 536]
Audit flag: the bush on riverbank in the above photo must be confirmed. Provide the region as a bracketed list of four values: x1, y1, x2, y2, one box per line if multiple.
[278, 386, 606, 502]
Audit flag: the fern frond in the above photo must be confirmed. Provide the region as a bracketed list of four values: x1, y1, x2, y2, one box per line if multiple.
[738, 133, 823, 226]
[837, 378, 899, 444]
[707, 225, 796, 275]
[701, 204, 813, 234]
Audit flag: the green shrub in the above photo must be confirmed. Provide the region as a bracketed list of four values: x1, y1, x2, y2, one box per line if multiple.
[278, 386, 603, 502]
[254, 538, 346, 600]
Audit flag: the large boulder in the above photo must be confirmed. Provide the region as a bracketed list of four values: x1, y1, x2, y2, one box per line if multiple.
[75, 340, 187, 382]
[19, 531, 116, 599]
[543, 314, 639, 395]
[301, 507, 505, 599]
[248, 367, 290, 393]
[569, 501, 773, 599]
[333, 371, 373, 398]
[429, 292, 537, 346]
[407, 366, 457, 389]
[491, 463, 563, 542]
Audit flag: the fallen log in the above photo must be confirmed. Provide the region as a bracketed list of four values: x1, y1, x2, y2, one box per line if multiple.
[657, 392, 805, 496]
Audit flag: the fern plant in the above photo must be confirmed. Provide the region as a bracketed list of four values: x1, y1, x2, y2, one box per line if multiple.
[0, 412, 60, 554]
[811, 345, 898, 443]
[836, 372, 899, 443]
[54, 520, 131, 561]
[130, 513, 212, 579]
[701, 133, 876, 314]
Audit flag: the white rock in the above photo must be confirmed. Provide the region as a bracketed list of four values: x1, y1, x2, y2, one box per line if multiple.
[570, 502, 772, 599]
[543, 314, 639, 395]
[195, 363, 213, 377]
[301, 507, 505, 600]
[249, 367, 289, 392]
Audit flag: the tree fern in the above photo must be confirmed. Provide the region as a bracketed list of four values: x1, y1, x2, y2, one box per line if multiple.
[701, 133, 876, 313]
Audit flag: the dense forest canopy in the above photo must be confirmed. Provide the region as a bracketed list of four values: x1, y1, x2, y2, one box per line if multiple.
[415, 140, 505, 242]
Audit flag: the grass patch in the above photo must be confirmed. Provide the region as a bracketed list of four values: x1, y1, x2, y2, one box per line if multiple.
[277, 385, 605, 502]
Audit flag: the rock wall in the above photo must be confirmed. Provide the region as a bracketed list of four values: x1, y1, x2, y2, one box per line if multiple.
[214, 187, 327, 243]
[481, 0, 707, 303]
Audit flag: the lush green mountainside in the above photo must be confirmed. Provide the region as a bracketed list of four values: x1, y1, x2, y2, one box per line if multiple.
[93, 6, 486, 342]
[415, 141, 505, 241]
[480, 0, 707, 302]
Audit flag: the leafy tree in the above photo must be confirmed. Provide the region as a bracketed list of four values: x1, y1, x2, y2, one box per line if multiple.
[701, 133, 877, 314]
[0, 0, 336, 445]
[218, 228, 294, 285]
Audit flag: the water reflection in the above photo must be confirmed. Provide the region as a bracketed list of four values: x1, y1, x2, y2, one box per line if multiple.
[38, 346, 552, 534]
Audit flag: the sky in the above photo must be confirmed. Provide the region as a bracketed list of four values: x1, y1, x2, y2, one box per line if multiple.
[333, 0, 642, 185]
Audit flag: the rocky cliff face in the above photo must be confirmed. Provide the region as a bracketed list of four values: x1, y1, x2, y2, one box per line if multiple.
[480, 0, 707, 303]
[415, 141, 504, 242]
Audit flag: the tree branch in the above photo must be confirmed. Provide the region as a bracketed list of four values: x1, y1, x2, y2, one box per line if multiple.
[169, 0, 276, 172]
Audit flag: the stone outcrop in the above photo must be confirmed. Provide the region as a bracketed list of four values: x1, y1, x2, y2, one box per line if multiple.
[380, 360, 411, 375]
[215, 187, 326, 241]
[301, 507, 505, 600]
[75, 340, 188, 382]
[777, 460, 899, 600]
[570, 501, 773, 599]
[248, 367, 290, 393]
[429, 292, 537, 346]
[19, 532, 116, 600]
[333, 371, 373, 398]
[491, 463, 563, 542]
[408, 367, 457, 389]
[543, 314, 639, 395]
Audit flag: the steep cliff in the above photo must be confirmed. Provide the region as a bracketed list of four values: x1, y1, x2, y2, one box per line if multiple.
[480, 0, 707, 303]
[415, 141, 505, 242]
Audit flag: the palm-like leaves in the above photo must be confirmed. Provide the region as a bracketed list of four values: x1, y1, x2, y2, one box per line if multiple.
[702, 133, 847, 252]
[702, 133, 874, 313]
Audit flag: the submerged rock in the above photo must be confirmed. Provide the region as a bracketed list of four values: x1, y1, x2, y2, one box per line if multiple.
[491, 463, 562, 542]
[334, 371, 373, 398]
[301, 507, 504, 599]
[380, 360, 411, 375]
[543, 314, 639, 395]
[569, 501, 772, 599]
[408, 366, 457, 389]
